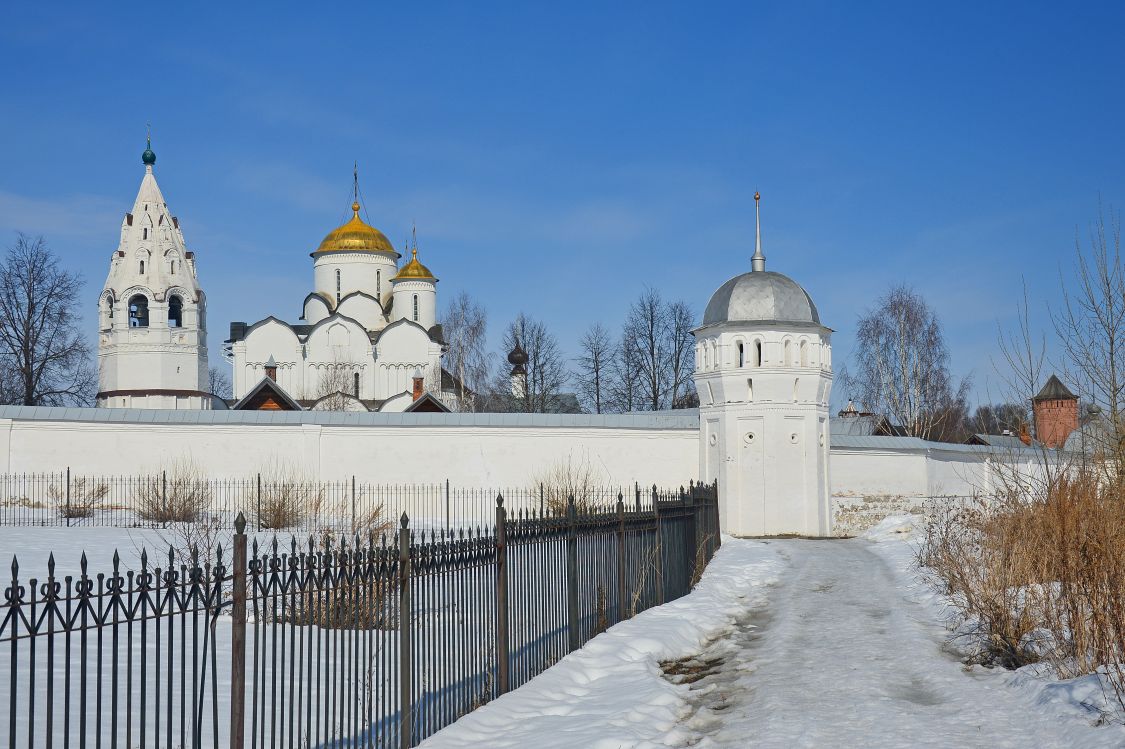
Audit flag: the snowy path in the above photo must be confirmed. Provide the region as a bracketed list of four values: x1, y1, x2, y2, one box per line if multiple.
[421, 532, 1124, 748]
[675, 538, 1118, 748]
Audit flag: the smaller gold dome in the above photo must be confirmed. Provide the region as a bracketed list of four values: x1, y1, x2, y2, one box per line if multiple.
[393, 248, 437, 282]
[315, 202, 398, 255]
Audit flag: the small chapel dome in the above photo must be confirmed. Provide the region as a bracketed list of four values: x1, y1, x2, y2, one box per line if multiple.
[703, 271, 820, 326]
[393, 247, 437, 282]
[141, 137, 156, 166]
[315, 202, 398, 255]
[700, 191, 820, 327]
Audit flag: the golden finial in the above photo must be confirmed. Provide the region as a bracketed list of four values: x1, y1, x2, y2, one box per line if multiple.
[412, 247, 418, 260]
[351, 201, 361, 215]
[754, 191, 760, 202]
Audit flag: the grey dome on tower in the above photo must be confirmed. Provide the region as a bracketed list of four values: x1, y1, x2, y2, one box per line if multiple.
[702, 271, 820, 326]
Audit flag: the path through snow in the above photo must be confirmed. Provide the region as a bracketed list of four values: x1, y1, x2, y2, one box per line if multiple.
[421, 534, 1125, 748]
[673, 538, 1117, 748]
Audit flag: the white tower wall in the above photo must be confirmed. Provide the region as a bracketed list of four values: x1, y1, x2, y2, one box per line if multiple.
[391, 279, 437, 329]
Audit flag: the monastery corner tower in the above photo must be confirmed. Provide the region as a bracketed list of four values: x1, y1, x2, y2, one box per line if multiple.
[97, 138, 212, 409]
[694, 193, 833, 536]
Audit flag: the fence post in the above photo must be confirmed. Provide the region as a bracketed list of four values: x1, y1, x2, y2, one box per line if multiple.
[398, 513, 413, 749]
[652, 485, 664, 605]
[713, 479, 721, 550]
[445, 479, 450, 529]
[65, 468, 71, 528]
[634, 481, 641, 513]
[162, 470, 168, 529]
[256, 473, 261, 530]
[229, 512, 248, 749]
[495, 494, 510, 694]
[616, 493, 626, 622]
[351, 476, 357, 535]
[566, 495, 579, 652]
[684, 483, 697, 586]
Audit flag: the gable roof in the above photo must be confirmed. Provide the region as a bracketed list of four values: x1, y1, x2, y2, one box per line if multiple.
[404, 392, 452, 413]
[231, 377, 304, 412]
[1033, 374, 1078, 402]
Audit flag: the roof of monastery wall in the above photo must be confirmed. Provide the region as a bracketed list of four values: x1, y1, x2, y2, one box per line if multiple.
[0, 406, 1053, 456]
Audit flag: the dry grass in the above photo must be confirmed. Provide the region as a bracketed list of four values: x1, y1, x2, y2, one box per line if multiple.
[532, 450, 613, 515]
[920, 473, 1125, 712]
[136, 460, 211, 523]
[50, 477, 108, 519]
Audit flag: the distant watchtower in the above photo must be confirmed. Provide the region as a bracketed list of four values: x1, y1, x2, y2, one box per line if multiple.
[1032, 374, 1078, 449]
[96, 138, 212, 409]
[693, 193, 833, 536]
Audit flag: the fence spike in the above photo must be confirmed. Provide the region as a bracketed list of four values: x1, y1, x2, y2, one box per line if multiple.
[496, 492, 504, 508]
[168, 545, 175, 569]
[234, 511, 246, 535]
[400, 511, 410, 529]
[48, 553, 55, 577]
[10, 554, 17, 579]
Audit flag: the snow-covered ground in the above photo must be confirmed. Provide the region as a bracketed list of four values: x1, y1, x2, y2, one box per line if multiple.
[419, 521, 1125, 748]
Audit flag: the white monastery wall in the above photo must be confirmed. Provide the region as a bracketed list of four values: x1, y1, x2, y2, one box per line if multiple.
[0, 407, 1044, 532]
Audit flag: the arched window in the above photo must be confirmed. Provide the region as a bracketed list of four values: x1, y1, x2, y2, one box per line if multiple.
[800, 340, 809, 367]
[128, 294, 149, 327]
[784, 340, 793, 367]
[99, 295, 114, 329]
[377, 270, 381, 298]
[754, 340, 762, 367]
[168, 295, 183, 328]
[353, 372, 360, 398]
[737, 342, 745, 368]
[412, 294, 419, 321]
[142, 228, 148, 240]
[335, 269, 341, 303]
[139, 260, 145, 275]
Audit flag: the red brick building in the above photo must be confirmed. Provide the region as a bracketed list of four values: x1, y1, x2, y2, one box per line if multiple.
[1032, 375, 1079, 449]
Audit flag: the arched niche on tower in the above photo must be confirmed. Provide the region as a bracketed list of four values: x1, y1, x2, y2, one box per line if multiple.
[99, 291, 115, 331]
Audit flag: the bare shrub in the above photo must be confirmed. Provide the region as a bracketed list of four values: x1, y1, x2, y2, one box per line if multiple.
[276, 536, 398, 631]
[252, 460, 325, 530]
[136, 460, 211, 523]
[532, 450, 613, 515]
[921, 474, 1125, 713]
[50, 477, 108, 519]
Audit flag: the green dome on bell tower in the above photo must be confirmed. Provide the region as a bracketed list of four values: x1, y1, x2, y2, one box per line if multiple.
[141, 136, 156, 166]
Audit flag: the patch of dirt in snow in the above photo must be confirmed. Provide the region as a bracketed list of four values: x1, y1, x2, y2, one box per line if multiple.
[660, 609, 772, 745]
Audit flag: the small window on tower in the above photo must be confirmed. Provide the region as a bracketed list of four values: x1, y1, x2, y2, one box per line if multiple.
[738, 342, 745, 368]
[377, 270, 381, 297]
[336, 269, 341, 303]
[139, 260, 145, 275]
[354, 372, 360, 398]
[143, 228, 148, 240]
[413, 295, 419, 321]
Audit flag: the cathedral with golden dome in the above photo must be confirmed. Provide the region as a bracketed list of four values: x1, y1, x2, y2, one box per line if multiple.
[225, 188, 450, 411]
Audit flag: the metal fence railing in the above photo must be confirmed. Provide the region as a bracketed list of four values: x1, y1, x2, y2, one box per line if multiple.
[0, 471, 644, 531]
[2, 481, 721, 748]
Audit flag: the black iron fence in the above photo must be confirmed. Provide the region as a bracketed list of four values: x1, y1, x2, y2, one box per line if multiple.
[0, 471, 639, 531]
[2, 482, 720, 748]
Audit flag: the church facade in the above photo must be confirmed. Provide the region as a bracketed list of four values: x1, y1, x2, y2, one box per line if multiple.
[227, 201, 447, 412]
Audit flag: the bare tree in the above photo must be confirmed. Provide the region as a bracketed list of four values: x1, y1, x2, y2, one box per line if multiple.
[624, 287, 671, 411]
[575, 323, 614, 413]
[1053, 205, 1125, 471]
[439, 291, 489, 411]
[605, 332, 643, 413]
[311, 357, 362, 411]
[668, 300, 697, 408]
[844, 284, 970, 440]
[208, 366, 232, 400]
[0, 234, 94, 406]
[489, 313, 570, 413]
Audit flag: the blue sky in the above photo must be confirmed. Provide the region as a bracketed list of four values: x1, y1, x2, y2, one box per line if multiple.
[1, 2, 1123, 408]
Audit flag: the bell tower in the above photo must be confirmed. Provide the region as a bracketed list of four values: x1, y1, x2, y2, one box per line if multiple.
[96, 137, 213, 409]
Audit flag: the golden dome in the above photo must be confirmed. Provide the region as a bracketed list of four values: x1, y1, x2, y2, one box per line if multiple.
[315, 202, 398, 255]
[393, 247, 437, 282]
